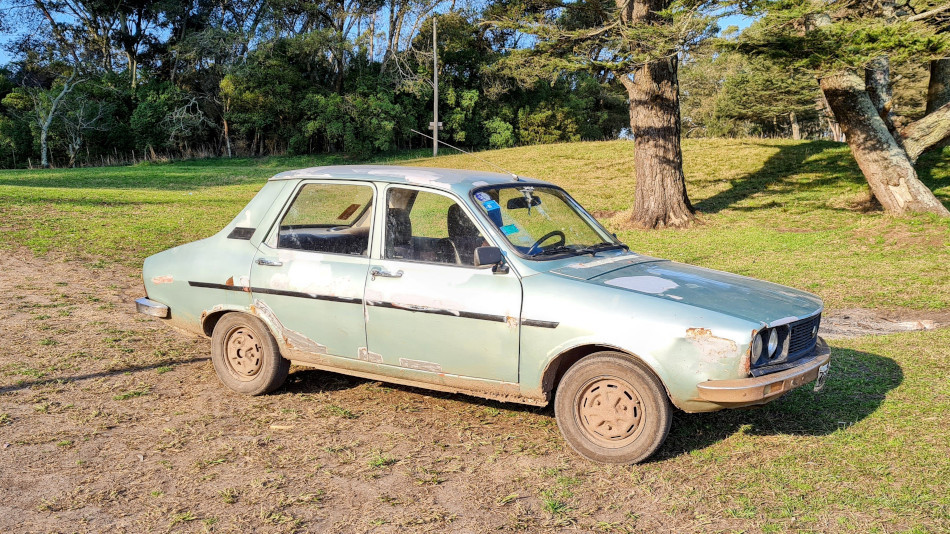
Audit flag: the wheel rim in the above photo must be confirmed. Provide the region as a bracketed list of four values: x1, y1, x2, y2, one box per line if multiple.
[574, 376, 645, 448]
[224, 326, 263, 381]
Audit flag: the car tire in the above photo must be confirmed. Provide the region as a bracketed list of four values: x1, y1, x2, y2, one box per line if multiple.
[211, 313, 290, 396]
[554, 352, 672, 464]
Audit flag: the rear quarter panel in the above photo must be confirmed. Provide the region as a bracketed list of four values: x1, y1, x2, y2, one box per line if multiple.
[142, 180, 291, 335]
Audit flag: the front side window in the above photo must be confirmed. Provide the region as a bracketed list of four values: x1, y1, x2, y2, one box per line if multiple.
[385, 188, 487, 266]
[276, 183, 373, 255]
[472, 185, 621, 259]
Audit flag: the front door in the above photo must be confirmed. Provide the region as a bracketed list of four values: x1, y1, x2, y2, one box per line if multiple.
[249, 181, 375, 359]
[364, 186, 521, 383]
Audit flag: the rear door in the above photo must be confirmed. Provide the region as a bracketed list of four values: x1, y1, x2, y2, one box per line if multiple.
[249, 180, 375, 359]
[364, 185, 522, 383]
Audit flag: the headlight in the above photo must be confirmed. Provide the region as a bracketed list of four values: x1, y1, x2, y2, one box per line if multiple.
[768, 329, 779, 357]
[751, 332, 765, 365]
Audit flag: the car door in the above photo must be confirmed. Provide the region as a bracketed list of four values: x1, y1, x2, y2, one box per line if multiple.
[249, 180, 375, 359]
[364, 185, 521, 383]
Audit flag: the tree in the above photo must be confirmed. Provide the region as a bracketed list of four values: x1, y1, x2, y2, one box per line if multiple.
[737, 1, 950, 216]
[680, 48, 823, 138]
[61, 90, 110, 167]
[488, 0, 728, 228]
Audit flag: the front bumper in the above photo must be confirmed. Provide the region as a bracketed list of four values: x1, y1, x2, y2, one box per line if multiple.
[696, 337, 831, 406]
[135, 297, 169, 318]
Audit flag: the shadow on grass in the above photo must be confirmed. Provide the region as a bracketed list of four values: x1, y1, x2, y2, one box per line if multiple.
[281, 345, 902, 463]
[693, 141, 863, 214]
[654, 346, 902, 461]
[0, 356, 210, 394]
[916, 146, 950, 207]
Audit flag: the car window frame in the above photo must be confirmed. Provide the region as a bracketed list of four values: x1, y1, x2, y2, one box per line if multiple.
[263, 179, 378, 258]
[468, 183, 622, 261]
[380, 183, 500, 270]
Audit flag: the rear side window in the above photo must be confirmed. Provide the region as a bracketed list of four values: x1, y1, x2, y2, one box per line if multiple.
[277, 183, 373, 255]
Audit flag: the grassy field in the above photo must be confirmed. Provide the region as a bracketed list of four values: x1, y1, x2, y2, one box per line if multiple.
[1, 139, 947, 310]
[1, 139, 949, 532]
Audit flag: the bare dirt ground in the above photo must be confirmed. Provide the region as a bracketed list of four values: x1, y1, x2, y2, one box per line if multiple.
[821, 308, 947, 339]
[0, 251, 944, 533]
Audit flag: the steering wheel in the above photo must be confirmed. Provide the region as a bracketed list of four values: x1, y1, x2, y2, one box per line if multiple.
[527, 230, 566, 256]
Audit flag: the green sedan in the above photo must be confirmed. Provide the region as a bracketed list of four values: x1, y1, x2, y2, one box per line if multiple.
[136, 166, 830, 463]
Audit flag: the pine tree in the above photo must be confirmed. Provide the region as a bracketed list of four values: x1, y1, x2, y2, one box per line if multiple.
[736, 0, 950, 216]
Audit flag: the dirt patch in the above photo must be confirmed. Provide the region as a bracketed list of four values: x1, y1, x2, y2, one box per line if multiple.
[0, 251, 943, 533]
[849, 226, 947, 249]
[589, 209, 620, 220]
[821, 308, 949, 339]
[0, 251, 686, 533]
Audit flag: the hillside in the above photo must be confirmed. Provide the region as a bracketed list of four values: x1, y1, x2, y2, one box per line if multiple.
[1, 138, 947, 311]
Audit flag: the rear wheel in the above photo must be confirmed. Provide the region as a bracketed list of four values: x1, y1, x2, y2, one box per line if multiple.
[554, 352, 672, 464]
[211, 313, 289, 395]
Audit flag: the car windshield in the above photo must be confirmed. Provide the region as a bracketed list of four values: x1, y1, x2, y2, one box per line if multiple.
[472, 185, 622, 258]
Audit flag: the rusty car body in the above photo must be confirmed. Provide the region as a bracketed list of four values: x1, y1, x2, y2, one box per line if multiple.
[136, 165, 830, 463]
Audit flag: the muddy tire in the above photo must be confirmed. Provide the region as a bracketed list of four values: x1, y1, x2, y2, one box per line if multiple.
[211, 313, 289, 396]
[554, 352, 672, 464]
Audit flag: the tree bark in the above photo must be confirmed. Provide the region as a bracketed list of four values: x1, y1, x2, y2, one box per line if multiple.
[820, 72, 949, 216]
[865, 57, 898, 138]
[900, 100, 950, 162]
[223, 117, 232, 158]
[619, 0, 694, 229]
[926, 59, 950, 115]
[622, 57, 695, 228]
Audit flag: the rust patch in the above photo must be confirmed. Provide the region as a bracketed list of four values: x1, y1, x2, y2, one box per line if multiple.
[358, 347, 383, 364]
[151, 275, 174, 284]
[505, 315, 519, 329]
[225, 276, 234, 286]
[251, 299, 328, 355]
[686, 328, 739, 361]
[284, 328, 328, 354]
[399, 358, 442, 373]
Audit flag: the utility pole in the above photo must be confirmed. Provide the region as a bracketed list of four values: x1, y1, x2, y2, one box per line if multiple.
[431, 17, 440, 156]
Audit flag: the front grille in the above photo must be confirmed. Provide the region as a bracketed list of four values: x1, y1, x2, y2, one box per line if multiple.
[787, 314, 821, 358]
[750, 313, 822, 376]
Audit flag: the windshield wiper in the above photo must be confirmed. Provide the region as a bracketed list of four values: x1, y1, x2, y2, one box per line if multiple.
[534, 246, 578, 257]
[574, 243, 629, 256]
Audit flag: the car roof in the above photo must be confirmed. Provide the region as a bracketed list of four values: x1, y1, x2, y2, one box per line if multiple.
[269, 165, 548, 194]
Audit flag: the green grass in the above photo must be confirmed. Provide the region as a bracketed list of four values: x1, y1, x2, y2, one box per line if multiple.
[0, 139, 947, 311]
[654, 327, 950, 530]
[112, 386, 150, 401]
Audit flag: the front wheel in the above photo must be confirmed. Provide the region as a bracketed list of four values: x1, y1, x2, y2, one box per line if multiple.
[554, 352, 672, 464]
[211, 313, 289, 395]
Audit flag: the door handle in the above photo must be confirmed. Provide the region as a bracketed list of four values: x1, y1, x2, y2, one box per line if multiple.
[256, 257, 283, 267]
[370, 267, 403, 280]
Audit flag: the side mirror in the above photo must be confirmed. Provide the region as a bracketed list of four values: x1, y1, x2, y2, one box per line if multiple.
[474, 246, 508, 273]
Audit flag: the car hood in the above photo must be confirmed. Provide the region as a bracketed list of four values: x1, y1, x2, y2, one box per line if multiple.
[549, 254, 822, 326]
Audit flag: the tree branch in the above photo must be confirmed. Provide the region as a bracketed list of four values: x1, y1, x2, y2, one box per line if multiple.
[900, 100, 950, 162]
[907, 3, 950, 22]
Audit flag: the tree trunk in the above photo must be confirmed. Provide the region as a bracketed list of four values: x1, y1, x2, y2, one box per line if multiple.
[223, 118, 232, 158]
[865, 57, 898, 138]
[900, 100, 950, 162]
[790, 111, 801, 140]
[39, 126, 50, 168]
[820, 72, 949, 216]
[926, 58, 950, 114]
[622, 57, 695, 228]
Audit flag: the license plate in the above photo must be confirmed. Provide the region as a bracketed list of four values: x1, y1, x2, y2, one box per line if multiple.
[814, 362, 830, 392]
